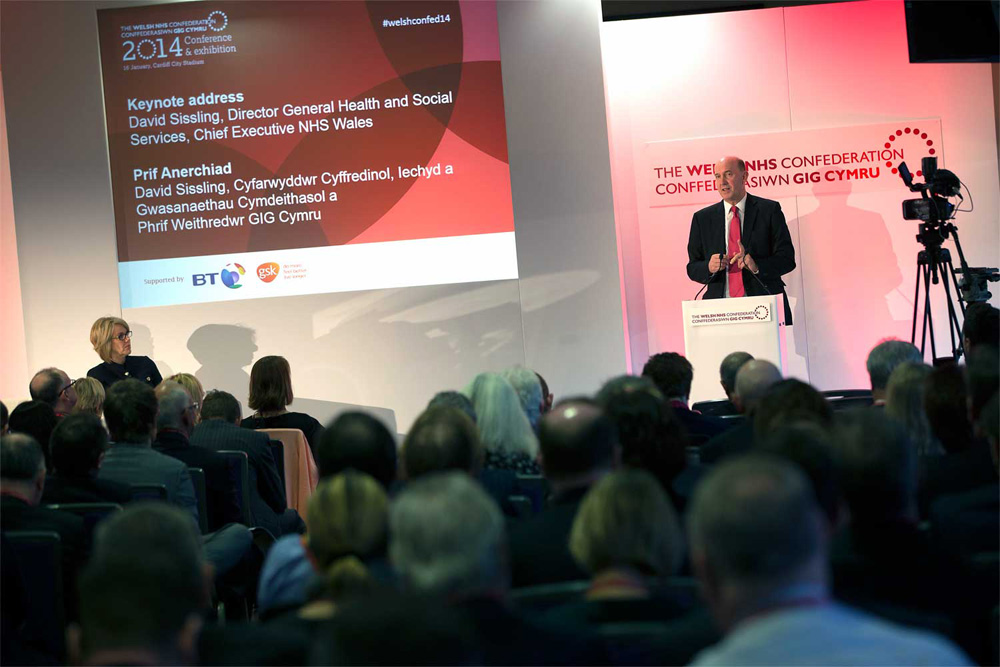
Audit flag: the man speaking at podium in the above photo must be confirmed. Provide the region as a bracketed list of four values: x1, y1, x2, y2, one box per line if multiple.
[686, 156, 796, 325]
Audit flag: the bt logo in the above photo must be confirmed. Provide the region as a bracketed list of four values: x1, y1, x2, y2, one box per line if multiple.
[193, 262, 246, 289]
[257, 262, 280, 283]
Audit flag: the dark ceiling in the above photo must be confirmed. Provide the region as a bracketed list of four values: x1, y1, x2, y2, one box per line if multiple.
[601, 0, 852, 22]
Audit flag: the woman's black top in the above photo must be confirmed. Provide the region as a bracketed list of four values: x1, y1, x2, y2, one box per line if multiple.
[87, 355, 162, 389]
[241, 412, 323, 454]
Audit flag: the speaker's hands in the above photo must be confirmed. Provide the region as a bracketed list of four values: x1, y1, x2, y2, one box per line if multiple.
[731, 241, 758, 274]
[709, 253, 728, 273]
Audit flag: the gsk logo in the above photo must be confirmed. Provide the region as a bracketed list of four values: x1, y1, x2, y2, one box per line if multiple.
[193, 263, 245, 289]
[257, 262, 280, 283]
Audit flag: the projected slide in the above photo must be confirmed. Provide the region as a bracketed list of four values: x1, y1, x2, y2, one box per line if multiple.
[97, 1, 517, 308]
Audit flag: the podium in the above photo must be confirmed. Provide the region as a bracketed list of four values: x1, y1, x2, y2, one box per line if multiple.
[682, 295, 787, 404]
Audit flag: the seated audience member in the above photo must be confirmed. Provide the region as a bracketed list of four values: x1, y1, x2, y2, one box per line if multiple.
[29, 367, 78, 417]
[554, 468, 685, 619]
[86, 316, 162, 389]
[930, 391, 999, 557]
[961, 302, 999, 356]
[702, 360, 782, 464]
[829, 409, 987, 654]
[267, 471, 389, 632]
[642, 352, 730, 444]
[315, 412, 397, 489]
[753, 378, 833, 440]
[965, 345, 999, 429]
[918, 364, 997, 516]
[8, 400, 58, 471]
[501, 365, 544, 431]
[1, 434, 88, 618]
[390, 471, 597, 666]
[508, 400, 618, 587]
[99, 380, 251, 578]
[687, 455, 969, 666]
[711, 351, 754, 416]
[166, 372, 204, 421]
[427, 390, 478, 423]
[595, 376, 688, 506]
[257, 410, 395, 617]
[240, 355, 323, 453]
[1, 401, 7, 434]
[536, 371, 554, 415]
[885, 361, 941, 456]
[758, 421, 843, 530]
[71, 504, 211, 666]
[153, 382, 242, 531]
[464, 372, 540, 474]
[42, 412, 132, 505]
[71, 377, 105, 418]
[192, 390, 301, 537]
[866, 338, 922, 406]
[402, 405, 523, 517]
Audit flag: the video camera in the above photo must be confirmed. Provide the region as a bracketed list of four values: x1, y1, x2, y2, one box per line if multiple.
[898, 156, 960, 224]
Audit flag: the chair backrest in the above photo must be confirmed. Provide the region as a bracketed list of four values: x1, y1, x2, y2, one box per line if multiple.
[828, 396, 876, 411]
[507, 494, 534, 519]
[129, 484, 168, 502]
[3, 531, 65, 661]
[510, 579, 590, 612]
[258, 428, 318, 516]
[44, 503, 123, 536]
[514, 474, 550, 513]
[187, 468, 209, 534]
[217, 450, 252, 526]
[691, 399, 732, 416]
[267, 440, 286, 495]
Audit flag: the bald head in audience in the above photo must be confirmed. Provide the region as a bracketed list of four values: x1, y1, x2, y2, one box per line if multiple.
[538, 400, 618, 493]
[29, 367, 77, 416]
[733, 360, 782, 415]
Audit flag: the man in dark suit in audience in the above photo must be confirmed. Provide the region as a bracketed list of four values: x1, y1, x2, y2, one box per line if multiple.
[642, 352, 731, 444]
[507, 400, 618, 587]
[708, 351, 754, 417]
[42, 413, 132, 505]
[153, 382, 242, 531]
[29, 367, 77, 418]
[390, 472, 599, 665]
[961, 302, 999, 358]
[865, 339, 921, 406]
[191, 390, 301, 537]
[701, 360, 781, 464]
[98, 380, 251, 577]
[1, 433, 88, 617]
[71, 503, 211, 666]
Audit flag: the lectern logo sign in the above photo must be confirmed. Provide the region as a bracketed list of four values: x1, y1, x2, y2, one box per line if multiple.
[754, 305, 769, 321]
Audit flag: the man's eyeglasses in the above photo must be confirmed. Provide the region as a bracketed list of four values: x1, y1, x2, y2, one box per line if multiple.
[114, 331, 133, 342]
[59, 379, 78, 396]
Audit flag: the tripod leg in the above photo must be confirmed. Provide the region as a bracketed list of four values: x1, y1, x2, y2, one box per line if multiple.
[922, 261, 937, 360]
[940, 256, 964, 360]
[912, 253, 923, 345]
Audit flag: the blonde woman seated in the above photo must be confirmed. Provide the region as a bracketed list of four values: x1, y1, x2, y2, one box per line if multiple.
[464, 372, 540, 475]
[266, 470, 390, 632]
[87, 316, 162, 389]
[71, 377, 106, 419]
[548, 468, 689, 624]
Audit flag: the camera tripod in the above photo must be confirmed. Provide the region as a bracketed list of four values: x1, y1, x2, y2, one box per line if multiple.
[911, 221, 967, 360]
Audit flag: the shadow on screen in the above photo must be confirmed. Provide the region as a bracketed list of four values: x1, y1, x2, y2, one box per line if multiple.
[128, 322, 174, 379]
[188, 324, 258, 410]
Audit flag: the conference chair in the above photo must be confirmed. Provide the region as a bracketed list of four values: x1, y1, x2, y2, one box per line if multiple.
[187, 468, 209, 534]
[258, 428, 318, 516]
[3, 531, 65, 661]
[45, 502, 122, 536]
[216, 450, 252, 526]
[129, 483, 168, 502]
[515, 474, 550, 513]
[507, 494, 534, 519]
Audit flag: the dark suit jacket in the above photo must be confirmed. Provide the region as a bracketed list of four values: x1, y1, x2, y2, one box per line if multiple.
[700, 419, 754, 464]
[154, 429, 243, 531]
[672, 403, 734, 447]
[97, 441, 198, 524]
[508, 485, 589, 588]
[686, 193, 796, 324]
[1, 495, 89, 620]
[86, 355, 162, 389]
[191, 420, 288, 537]
[41, 474, 132, 506]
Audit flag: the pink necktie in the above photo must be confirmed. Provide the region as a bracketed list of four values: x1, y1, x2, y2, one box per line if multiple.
[728, 205, 745, 298]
